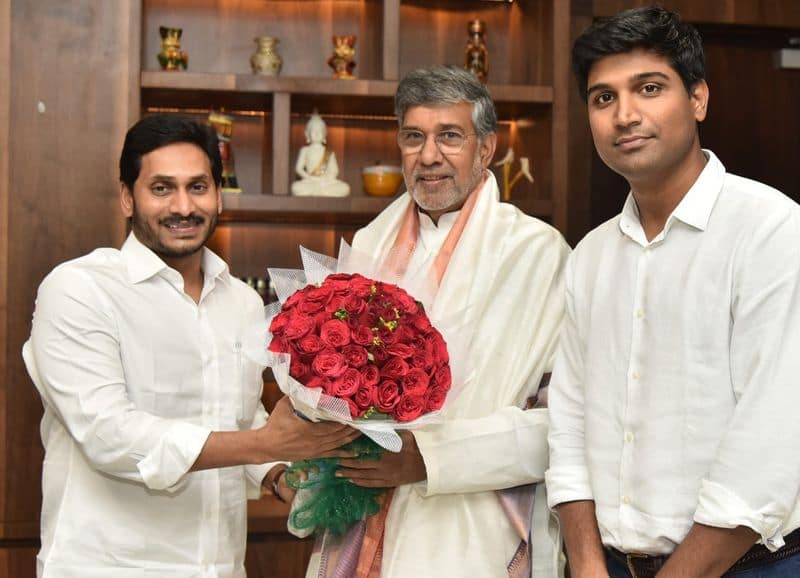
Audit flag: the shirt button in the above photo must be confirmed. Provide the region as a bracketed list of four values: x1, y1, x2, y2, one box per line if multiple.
[625, 431, 635, 443]
[622, 495, 631, 505]
[631, 371, 640, 380]
[635, 309, 644, 319]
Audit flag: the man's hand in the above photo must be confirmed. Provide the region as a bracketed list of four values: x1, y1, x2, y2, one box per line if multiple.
[257, 396, 360, 462]
[335, 430, 426, 488]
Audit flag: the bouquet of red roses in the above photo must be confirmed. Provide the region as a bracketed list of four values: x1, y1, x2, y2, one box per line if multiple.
[268, 272, 452, 423]
[264, 263, 454, 536]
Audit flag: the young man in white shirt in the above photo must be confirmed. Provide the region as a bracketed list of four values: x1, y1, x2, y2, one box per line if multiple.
[23, 114, 357, 577]
[546, 7, 800, 578]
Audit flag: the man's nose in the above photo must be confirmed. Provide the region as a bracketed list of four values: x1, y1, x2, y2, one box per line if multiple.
[169, 188, 195, 216]
[614, 93, 642, 128]
[418, 133, 444, 165]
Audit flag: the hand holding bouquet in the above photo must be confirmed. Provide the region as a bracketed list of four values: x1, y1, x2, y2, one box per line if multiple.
[263, 255, 455, 536]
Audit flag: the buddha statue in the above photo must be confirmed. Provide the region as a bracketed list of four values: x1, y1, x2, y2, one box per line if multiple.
[291, 112, 350, 198]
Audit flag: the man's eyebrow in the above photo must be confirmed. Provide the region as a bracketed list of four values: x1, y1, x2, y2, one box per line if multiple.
[587, 71, 672, 97]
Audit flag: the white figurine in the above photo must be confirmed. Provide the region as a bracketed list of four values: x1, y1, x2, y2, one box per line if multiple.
[291, 112, 350, 197]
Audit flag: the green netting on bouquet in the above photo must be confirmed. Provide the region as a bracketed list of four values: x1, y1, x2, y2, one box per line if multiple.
[285, 435, 386, 536]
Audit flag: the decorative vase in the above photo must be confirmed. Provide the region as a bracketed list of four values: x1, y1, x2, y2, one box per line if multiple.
[250, 36, 282, 76]
[328, 35, 357, 79]
[157, 26, 188, 71]
[464, 19, 488, 83]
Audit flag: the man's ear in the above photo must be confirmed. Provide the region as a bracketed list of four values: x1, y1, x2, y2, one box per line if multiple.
[120, 183, 134, 218]
[691, 79, 709, 123]
[479, 132, 497, 169]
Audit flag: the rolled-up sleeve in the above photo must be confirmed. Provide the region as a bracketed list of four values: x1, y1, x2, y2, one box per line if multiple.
[694, 209, 800, 546]
[546, 254, 594, 509]
[24, 267, 211, 492]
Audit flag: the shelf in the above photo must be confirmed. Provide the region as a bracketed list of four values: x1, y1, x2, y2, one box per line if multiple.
[220, 192, 553, 226]
[141, 71, 553, 117]
[220, 192, 398, 226]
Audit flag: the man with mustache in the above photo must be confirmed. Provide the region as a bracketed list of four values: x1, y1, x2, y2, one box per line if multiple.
[22, 114, 357, 577]
[546, 7, 800, 578]
[304, 65, 571, 577]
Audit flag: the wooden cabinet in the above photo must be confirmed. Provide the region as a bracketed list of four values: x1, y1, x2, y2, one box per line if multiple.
[139, 0, 582, 259]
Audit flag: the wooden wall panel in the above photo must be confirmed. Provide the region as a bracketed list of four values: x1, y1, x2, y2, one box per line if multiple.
[0, 543, 38, 578]
[0, 0, 10, 539]
[2, 0, 139, 547]
[593, 0, 800, 27]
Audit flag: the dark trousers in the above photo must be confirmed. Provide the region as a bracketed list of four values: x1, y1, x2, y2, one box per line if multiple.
[605, 545, 800, 578]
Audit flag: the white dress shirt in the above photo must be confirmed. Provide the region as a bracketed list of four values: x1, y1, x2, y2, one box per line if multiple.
[547, 151, 800, 555]
[23, 233, 271, 578]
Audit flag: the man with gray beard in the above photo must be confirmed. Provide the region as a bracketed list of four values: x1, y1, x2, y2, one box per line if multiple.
[303, 65, 571, 578]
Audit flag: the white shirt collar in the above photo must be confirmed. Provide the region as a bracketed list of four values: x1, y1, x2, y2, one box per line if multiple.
[619, 150, 726, 245]
[121, 232, 229, 286]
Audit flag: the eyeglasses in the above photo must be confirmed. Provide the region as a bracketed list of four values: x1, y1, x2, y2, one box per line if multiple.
[397, 129, 477, 155]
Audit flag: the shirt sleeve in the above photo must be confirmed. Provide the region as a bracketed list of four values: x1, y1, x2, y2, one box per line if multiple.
[415, 406, 549, 496]
[694, 207, 800, 547]
[24, 266, 211, 492]
[545, 252, 594, 509]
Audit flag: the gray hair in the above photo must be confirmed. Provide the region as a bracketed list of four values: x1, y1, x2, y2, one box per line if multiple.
[395, 65, 498, 138]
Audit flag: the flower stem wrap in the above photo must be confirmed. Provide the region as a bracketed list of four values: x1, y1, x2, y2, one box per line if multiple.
[285, 435, 386, 536]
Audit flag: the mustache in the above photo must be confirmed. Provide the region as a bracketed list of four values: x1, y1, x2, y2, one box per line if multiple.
[160, 214, 205, 226]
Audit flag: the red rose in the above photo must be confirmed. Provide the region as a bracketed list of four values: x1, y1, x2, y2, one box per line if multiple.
[402, 367, 430, 397]
[342, 294, 367, 316]
[412, 313, 432, 333]
[354, 384, 376, 410]
[268, 336, 290, 354]
[342, 344, 368, 368]
[361, 364, 380, 387]
[410, 350, 435, 373]
[296, 334, 324, 355]
[427, 331, 449, 363]
[305, 375, 331, 391]
[433, 364, 452, 391]
[320, 319, 351, 348]
[290, 358, 311, 382]
[331, 368, 362, 397]
[352, 326, 374, 346]
[371, 346, 389, 364]
[395, 290, 420, 315]
[312, 350, 348, 378]
[386, 342, 414, 359]
[377, 326, 397, 345]
[324, 273, 353, 294]
[381, 357, 409, 380]
[297, 285, 333, 315]
[393, 325, 415, 345]
[345, 397, 361, 418]
[375, 380, 400, 413]
[350, 276, 374, 298]
[269, 312, 289, 335]
[283, 289, 304, 310]
[284, 314, 315, 340]
[394, 394, 426, 422]
[425, 386, 447, 412]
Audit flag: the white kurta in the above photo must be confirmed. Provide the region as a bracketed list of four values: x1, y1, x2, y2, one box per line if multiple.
[315, 175, 569, 577]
